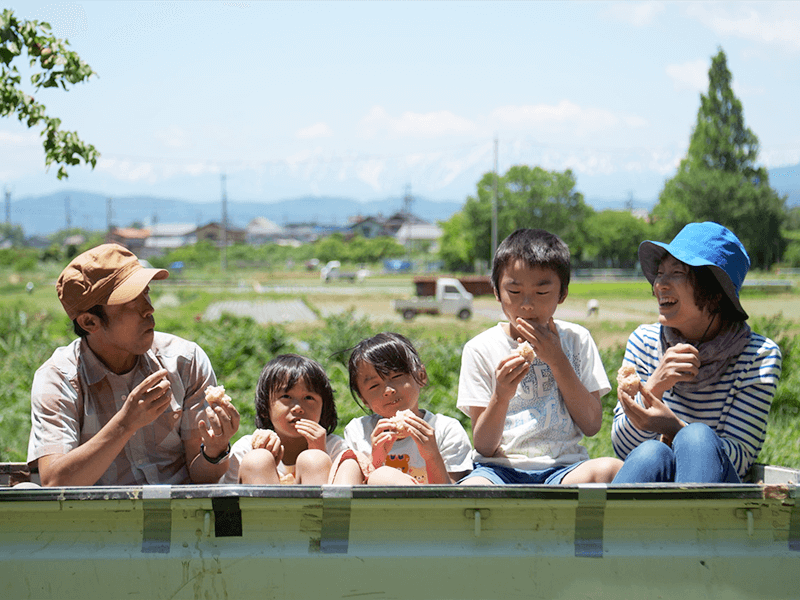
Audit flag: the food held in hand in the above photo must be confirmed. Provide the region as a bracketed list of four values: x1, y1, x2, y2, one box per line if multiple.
[517, 340, 536, 362]
[205, 385, 232, 407]
[389, 409, 416, 438]
[616, 364, 641, 396]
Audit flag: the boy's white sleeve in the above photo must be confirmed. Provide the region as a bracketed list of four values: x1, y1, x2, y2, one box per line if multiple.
[576, 326, 611, 397]
[456, 340, 495, 416]
[436, 416, 474, 473]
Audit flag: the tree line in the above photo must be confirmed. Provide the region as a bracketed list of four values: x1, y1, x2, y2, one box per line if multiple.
[440, 48, 787, 273]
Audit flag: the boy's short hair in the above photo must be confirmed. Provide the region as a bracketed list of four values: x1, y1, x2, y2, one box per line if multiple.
[254, 354, 338, 434]
[348, 332, 427, 412]
[491, 229, 571, 299]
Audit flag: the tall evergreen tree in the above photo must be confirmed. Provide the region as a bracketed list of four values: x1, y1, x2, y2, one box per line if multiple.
[653, 48, 785, 269]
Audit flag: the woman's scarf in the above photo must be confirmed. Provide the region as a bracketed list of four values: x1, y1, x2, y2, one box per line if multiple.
[659, 320, 751, 393]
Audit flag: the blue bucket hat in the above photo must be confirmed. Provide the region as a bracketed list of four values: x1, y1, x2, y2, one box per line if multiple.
[638, 222, 750, 320]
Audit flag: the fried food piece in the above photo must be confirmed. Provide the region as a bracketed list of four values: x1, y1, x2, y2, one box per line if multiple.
[616, 364, 641, 396]
[205, 384, 232, 407]
[517, 340, 536, 362]
[389, 409, 416, 438]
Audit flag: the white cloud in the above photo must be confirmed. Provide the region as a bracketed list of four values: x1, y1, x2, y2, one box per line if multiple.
[97, 158, 157, 183]
[607, 1, 666, 26]
[155, 126, 192, 150]
[686, 1, 800, 52]
[96, 157, 220, 183]
[355, 158, 386, 191]
[296, 122, 333, 139]
[760, 148, 800, 168]
[666, 59, 709, 92]
[489, 101, 647, 135]
[359, 106, 477, 139]
[0, 128, 40, 147]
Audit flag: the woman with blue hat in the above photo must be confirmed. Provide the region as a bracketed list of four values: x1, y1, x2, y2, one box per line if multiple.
[611, 222, 782, 483]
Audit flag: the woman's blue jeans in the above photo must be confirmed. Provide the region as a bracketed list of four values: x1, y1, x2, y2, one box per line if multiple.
[613, 423, 741, 484]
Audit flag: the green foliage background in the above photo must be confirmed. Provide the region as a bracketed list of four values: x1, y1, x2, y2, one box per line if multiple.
[2, 291, 799, 471]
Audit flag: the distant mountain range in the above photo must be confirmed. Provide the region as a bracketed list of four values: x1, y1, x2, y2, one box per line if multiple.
[8, 193, 465, 237]
[7, 164, 798, 237]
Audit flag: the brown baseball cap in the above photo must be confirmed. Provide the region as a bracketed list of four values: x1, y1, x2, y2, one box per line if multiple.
[56, 244, 169, 320]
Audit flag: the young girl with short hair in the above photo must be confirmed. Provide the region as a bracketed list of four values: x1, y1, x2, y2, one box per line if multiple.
[345, 332, 472, 485]
[220, 354, 361, 485]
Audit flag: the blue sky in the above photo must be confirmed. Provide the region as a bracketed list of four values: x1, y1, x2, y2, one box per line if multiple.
[2, 1, 799, 208]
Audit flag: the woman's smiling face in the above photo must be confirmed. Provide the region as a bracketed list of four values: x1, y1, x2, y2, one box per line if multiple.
[653, 254, 716, 340]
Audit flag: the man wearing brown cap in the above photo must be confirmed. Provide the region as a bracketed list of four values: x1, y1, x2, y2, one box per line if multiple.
[27, 244, 239, 486]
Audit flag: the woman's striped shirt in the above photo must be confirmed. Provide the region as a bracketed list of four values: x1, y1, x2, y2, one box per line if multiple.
[611, 323, 782, 478]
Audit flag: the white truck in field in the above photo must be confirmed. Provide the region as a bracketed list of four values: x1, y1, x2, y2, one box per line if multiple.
[392, 277, 474, 320]
[320, 260, 368, 283]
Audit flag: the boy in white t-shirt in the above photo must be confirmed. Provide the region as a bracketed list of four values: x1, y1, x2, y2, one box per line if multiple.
[457, 229, 622, 485]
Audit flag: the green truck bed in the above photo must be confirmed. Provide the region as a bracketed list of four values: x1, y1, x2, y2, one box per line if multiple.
[1, 464, 799, 599]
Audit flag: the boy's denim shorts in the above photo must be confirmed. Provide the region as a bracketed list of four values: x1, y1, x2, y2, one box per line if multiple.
[459, 461, 584, 485]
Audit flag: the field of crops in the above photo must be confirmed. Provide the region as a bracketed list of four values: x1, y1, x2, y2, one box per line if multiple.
[2, 268, 800, 470]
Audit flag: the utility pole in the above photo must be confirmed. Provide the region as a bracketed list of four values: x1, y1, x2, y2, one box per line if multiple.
[106, 197, 113, 233]
[4, 187, 10, 224]
[65, 196, 71, 230]
[403, 184, 413, 261]
[491, 137, 499, 269]
[221, 173, 228, 271]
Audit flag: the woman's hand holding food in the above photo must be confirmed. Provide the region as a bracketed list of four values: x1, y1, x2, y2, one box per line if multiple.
[645, 343, 700, 399]
[618, 383, 684, 440]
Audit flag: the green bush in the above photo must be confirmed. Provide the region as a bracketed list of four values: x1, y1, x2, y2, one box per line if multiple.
[1, 302, 799, 470]
[0, 307, 71, 461]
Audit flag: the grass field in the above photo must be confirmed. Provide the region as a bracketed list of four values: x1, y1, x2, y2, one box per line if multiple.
[2, 266, 799, 471]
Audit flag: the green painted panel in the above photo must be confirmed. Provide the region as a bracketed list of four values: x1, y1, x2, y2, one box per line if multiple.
[0, 482, 798, 599]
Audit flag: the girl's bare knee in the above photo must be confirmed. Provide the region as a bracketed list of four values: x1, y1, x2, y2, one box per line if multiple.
[367, 466, 415, 486]
[239, 448, 279, 484]
[296, 449, 332, 485]
[331, 458, 366, 485]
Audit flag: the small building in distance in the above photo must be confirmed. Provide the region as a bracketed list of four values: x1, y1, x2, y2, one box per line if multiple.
[140, 223, 197, 258]
[348, 215, 387, 239]
[395, 222, 443, 252]
[107, 227, 149, 254]
[246, 217, 285, 245]
[196, 222, 246, 245]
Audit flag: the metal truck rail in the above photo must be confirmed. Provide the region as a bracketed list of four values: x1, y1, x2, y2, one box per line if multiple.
[1, 464, 799, 599]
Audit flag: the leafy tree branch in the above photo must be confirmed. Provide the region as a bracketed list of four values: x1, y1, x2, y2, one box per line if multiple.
[1, 8, 98, 179]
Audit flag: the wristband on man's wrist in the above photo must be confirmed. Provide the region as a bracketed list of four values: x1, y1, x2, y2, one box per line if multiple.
[200, 442, 231, 464]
